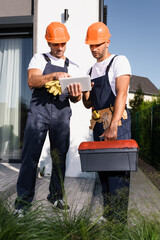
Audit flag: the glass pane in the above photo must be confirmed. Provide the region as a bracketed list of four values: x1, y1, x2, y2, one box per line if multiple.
[0, 37, 32, 161]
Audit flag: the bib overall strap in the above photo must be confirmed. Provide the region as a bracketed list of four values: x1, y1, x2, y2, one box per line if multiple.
[89, 55, 118, 77]
[106, 55, 117, 73]
[64, 57, 69, 67]
[88, 67, 92, 76]
[43, 53, 51, 62]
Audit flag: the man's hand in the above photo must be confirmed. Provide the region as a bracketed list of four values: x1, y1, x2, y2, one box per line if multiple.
[67, 83, 82, 97]
[100, 122, 118, 141]
[67, 83, 82, 103]
[53, 72, 71, 80]
[28, 69, 71, 89]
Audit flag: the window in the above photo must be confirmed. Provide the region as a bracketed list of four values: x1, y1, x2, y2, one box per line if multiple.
[0, 29, 32, 162]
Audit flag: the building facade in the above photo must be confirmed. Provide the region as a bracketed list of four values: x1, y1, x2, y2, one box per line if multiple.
[128, 75, 159, 107]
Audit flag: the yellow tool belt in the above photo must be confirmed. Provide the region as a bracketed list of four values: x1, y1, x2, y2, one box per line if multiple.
[89, 106, 128, 130]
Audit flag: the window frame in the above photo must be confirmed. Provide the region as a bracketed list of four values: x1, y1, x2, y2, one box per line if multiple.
[0, 16, 33, 37]
[0, 16, 33, 163]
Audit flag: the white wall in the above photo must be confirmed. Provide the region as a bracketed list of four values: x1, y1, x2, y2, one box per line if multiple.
[127, 92, 157, 108]
[35, 0, 99, 177]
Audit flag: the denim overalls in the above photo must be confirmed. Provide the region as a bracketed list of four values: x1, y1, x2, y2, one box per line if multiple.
[90, 55, 131, 221]
[16, 54, 72, 207]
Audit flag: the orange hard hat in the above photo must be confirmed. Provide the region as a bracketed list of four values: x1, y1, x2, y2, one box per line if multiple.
[45, 22, 70, 43]
[85, 22, 111, 45]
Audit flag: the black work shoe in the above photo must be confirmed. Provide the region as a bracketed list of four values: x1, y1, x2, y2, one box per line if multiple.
[15, 198, 32, 211]
[47, 196, 56, 205]
[47, 197, 70, 210]
[54, 200, 70, 210]
[103, 212, 108, 220]
[14, 208, 26, 218]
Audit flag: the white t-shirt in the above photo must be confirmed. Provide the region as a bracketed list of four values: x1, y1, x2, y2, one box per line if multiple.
[28, 52, 82, 77]
[89, 54, 131, 96]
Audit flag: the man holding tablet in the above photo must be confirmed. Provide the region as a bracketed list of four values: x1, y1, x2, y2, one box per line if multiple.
[82, 22, 132, 223]
[15, 21, 82, 215]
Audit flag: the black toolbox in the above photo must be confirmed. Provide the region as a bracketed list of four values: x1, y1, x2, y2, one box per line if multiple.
[78, 139, 139, 172]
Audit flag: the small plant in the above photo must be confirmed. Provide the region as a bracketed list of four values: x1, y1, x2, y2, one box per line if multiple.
[1, 197, 160, 240]
[40, 166, 45, 177]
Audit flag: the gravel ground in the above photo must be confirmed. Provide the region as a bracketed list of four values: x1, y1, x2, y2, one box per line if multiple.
[138, 157, 160, 191]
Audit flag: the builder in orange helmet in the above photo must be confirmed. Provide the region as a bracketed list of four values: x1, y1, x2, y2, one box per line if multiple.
[15, 22, 82, 215]
[83, 22, 132, 222]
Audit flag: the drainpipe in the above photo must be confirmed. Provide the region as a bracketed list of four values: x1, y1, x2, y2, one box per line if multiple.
[99, 0, 108, 25]
[99, 0, 104, 22]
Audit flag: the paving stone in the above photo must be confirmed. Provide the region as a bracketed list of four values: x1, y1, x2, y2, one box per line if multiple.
[91, 168, 160, 221]
[129, 168, 160, 219]
[0, 163, 20, 200]
[0, 162, 95, 214]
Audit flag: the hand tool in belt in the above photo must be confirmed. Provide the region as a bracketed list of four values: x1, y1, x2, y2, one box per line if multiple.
[89, 106, 127, 130]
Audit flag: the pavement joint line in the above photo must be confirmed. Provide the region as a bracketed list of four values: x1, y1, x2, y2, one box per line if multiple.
[1, 163, 20, 173]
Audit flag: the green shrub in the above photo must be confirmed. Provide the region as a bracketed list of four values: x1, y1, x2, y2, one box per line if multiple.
[1, 198, 160, 240]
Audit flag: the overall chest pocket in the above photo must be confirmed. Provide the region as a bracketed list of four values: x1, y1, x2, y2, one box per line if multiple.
[91, 77, 113, 110]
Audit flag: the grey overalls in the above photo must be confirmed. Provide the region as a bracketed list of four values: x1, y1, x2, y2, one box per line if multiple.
[15, 54, 71, 208]
[90, 55, 131, 221]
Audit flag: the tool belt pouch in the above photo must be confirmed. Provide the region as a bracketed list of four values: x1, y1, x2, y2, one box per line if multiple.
[89, 107, 128, 130]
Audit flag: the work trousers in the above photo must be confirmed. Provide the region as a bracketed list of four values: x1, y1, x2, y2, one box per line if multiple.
[16, 96, 71, 208]
[94, 110, 131, 221]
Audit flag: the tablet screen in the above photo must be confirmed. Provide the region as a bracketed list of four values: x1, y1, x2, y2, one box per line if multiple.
[59, 75, 91, 93]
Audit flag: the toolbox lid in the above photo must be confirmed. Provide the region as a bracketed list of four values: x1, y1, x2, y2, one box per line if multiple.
[78, 139, 139, 150]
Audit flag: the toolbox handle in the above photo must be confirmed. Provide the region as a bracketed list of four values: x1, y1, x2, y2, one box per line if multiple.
[99, 136, 104, 141]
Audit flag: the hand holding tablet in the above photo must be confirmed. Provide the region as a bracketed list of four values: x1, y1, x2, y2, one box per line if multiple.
[59, 75, 91, 93]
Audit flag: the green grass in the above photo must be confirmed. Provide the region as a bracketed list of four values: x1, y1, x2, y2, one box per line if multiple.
[1, 198, 160, 240]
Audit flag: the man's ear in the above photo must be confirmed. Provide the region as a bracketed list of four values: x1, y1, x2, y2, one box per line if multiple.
[106, 40, 110, 48]
[48, 42, 51, 47]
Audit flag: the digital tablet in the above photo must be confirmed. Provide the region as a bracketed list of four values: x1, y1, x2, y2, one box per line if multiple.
[59, 75, 91, 93]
